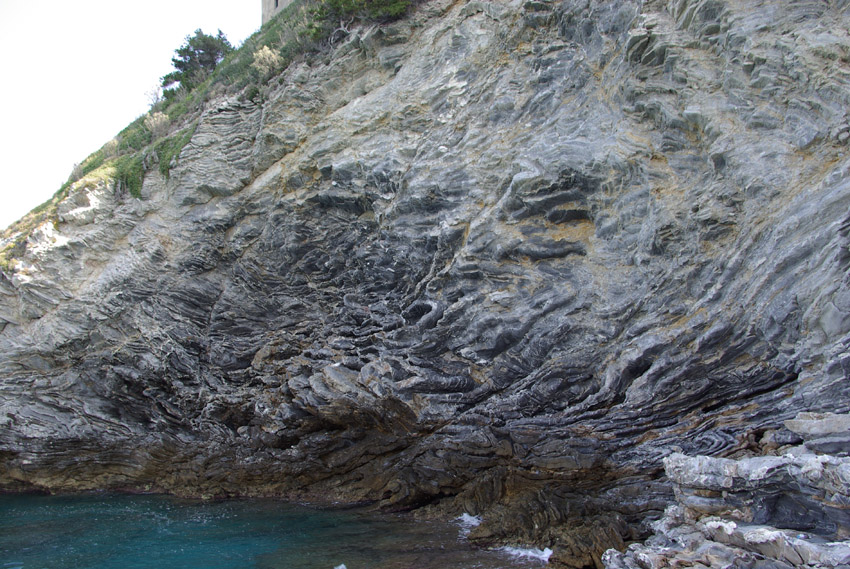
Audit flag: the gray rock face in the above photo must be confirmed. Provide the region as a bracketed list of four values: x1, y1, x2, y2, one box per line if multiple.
[605, 443, 850, 568]
[786, 412, 850, 454]
[2, 0, 850, 564]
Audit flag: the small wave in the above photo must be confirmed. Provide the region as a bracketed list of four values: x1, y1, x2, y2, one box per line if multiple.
[334, 564, 347, 569]
[456, 513, 482, 527]
[455, 513, 482, 537]
[499, 546, 553, 563]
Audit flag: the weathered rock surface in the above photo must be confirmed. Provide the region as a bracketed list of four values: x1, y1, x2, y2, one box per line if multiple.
[605, 413, 850, 569]
[3, 0, 850, 566]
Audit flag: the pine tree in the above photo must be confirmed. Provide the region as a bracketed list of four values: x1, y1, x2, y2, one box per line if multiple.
[161, 29, 234, 95]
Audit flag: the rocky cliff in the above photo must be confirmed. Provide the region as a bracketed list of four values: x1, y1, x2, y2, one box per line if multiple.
[2, 0, 850, 566]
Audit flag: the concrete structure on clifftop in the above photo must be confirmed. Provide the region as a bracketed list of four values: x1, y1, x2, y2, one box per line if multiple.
[262, 0, 292, 24]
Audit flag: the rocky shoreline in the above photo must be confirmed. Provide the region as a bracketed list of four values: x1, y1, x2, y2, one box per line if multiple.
[2, 0, 850, 566]
[606, 412, 850, 569]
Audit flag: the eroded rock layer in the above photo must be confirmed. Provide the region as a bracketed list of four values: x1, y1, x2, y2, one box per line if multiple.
[2, 0, 850, 565]
[606, 413, 850, 568]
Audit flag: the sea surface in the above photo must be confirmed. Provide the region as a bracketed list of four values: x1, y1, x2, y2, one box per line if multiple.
[0, 493, 549, 569]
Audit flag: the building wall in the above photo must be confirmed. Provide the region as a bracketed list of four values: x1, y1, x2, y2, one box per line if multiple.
[262, 0, 293, 25]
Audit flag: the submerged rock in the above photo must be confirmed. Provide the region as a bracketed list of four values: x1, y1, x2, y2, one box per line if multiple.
[2, 0, 850, 564]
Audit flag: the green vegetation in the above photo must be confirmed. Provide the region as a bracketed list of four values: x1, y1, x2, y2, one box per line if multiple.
[1, 0, 419, 274]
[161, 30, 234, 97]
[0, 185, 68, 273]
[116, 115, 152, 154]
[155, 125, 198, 179]
[320, 0, 412, 22]
[113, 154, 145, 199]
[56, 115, 152, 200]
[152, 0, 414, 110]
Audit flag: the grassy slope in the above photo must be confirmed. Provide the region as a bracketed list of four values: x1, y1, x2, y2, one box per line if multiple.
[0, 0, 414, 273]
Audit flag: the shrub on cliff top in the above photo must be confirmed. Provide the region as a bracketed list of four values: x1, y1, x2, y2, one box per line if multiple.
[155, 125, 197, 179]
[113, 154, 144, 199]
[161, 29, 234, 96]
[252, 46, 284, 78]
[1, 0, 420, 274]
[144, 112, 171, 140]
[303, 0, 411, 44]
[321, 0, 411, 21]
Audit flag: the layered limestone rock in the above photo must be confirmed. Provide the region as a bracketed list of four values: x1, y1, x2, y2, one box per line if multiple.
[2, 0, 850, 566]
[605, 413, 850, 568]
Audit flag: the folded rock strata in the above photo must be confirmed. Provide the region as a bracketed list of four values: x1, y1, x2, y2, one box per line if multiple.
[2, 0, 850, 566]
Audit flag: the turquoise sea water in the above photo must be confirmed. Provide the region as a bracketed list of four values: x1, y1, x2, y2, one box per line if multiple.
[0, 494, 544, 569]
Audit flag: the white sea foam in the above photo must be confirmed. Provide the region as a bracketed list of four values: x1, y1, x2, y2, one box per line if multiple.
[334, 564, 347, 569]
[457, 513, 482, 528]
[456, 513, 482, 536]
[499, 546, 553, 563]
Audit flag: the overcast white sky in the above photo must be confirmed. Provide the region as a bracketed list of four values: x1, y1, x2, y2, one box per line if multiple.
[0, 0, 262, 230]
